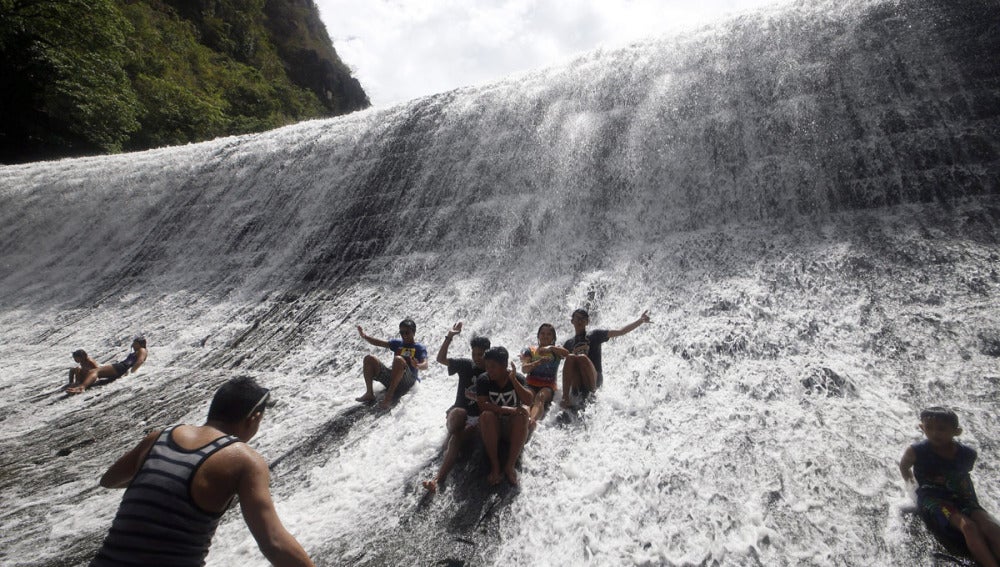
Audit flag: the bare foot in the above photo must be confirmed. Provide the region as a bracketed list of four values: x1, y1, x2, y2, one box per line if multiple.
[559, 398, 574, 409]
[487, 469, 503, 486]
[528, 418, 538, 434]
[355, 393, 376, 403]
[422, 479, 438, 493]
[65, 386, 84, 394]
[504, 466, 519, 486]
[378, 398, 394, 410]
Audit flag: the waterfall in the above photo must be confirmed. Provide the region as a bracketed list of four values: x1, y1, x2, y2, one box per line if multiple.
[1, 0, 998, 565]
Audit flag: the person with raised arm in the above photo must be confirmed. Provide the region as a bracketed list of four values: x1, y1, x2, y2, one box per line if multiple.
[561, 309, 651, 407]
[476, 347, 533, 486]
[355, 319, 428, 410]
[89, 376, 314, 567]
[423, 322, 491, 493]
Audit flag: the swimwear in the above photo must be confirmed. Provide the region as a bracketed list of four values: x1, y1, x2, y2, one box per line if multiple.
[912, 440, 982, 538]
[91, 427, 240, 567]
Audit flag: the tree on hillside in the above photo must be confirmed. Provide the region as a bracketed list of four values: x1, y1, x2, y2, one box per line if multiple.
[0, 0, 140, 163]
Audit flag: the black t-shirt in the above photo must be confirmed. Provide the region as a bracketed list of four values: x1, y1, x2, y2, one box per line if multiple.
[476, 372, 527, 408]
[447, 358, 483, 417]
[563, 329, 610, 374]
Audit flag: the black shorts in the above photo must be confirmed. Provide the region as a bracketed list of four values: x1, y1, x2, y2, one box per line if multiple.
[111, 363, 129, 377]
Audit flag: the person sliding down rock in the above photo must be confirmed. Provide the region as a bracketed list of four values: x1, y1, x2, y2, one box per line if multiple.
[560, 309, 650, 407]
[355, 318, 428, 410]
[476, 347, 533, 486]
[66, 336, 147, 394]
[423, 322, 490, 493]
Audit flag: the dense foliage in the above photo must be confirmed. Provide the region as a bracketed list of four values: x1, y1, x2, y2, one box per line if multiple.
[0, 0, 369, 163]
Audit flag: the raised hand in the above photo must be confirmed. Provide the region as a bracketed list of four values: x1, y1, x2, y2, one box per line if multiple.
[449, 321, 463, 337]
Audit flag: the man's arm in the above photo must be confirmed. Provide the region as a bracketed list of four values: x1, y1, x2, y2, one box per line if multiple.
[100, 429, 161, 488]
[129, 348, 148, 374]
[239, 450, 315, 567]
[436, 322, 462, 366]
[477, 395, 516, 417]
[508, 363, 535, 406]
[357, 325, 390, 349]
[899, 445, 916, 485]
[607, 310, 651, 339]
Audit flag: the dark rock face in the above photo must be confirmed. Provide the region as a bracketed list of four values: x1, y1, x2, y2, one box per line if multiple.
[263, 0, 371, 114]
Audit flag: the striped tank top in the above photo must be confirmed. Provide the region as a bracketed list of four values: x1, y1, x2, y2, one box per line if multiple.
[91, 426, 241, 567]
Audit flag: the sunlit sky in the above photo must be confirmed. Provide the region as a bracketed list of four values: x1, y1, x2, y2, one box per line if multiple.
[314, 0, 788, 107]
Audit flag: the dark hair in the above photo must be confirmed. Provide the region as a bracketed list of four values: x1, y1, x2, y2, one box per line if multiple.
[72, 349, 87, 359]
[537, 323, 556, 341]
[399, 319, 416, 332]
[483, 346, 509, 365]
[571, 308, 590, 320]
[920, 406, 960, 428]
[470, 336, 491, 350]
[208, 376, 271, 423]
[133, 336, 147, 348]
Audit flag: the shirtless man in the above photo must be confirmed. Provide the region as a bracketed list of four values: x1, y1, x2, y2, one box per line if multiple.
[68, 349, 98, 387]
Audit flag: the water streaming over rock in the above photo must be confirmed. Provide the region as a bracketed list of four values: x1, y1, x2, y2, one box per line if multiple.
[1, 0, 999, 565]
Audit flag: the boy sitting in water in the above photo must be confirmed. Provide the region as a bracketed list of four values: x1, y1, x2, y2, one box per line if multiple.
[899, 407, 1000, 566]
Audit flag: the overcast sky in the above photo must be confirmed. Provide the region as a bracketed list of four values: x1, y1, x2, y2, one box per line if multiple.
[314, 0, 788, 107]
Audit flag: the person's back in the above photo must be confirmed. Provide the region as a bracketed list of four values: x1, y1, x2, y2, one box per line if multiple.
[90, 377, 313, 567]
[92, 426, 241, 566]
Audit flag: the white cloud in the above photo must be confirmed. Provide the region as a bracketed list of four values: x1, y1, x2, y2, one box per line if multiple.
[316, 0, 788, 107]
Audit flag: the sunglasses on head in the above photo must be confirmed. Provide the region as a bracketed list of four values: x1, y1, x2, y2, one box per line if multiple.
[244, 389, 271, 420]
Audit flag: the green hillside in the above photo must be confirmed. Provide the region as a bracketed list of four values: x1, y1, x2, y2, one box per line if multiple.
[0, 0, 369, 164]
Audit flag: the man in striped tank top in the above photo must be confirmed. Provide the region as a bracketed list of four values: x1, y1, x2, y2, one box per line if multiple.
[90, 376, 314, 567]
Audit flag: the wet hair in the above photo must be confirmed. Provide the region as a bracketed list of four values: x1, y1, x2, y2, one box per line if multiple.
[537, 323, 556, 341]
[133, 336, 147, 348]
[72, 349, 87, 359]
[208, 376, 271, 423]
[483, 346, 509, 366]
[920, 406, 960, 428]
[470, 336, 491, 350]
[571, 308, 590, 321]
[399, 319, 417, 332]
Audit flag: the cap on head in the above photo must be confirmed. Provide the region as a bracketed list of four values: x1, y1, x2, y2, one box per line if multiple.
[483, 346, 509, 366]
[920, 406, 959, 428]
[470, 336, 491, 350]
[208, 376, 272, 423]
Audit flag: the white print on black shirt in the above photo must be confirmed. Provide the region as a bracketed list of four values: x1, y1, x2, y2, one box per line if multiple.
[490, 390, 518, 407]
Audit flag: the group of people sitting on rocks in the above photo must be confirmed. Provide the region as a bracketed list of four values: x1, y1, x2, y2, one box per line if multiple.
[354, 308, 650, 491]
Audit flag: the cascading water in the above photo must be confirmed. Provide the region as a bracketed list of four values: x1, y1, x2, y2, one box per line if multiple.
[1, 0, 999, 565]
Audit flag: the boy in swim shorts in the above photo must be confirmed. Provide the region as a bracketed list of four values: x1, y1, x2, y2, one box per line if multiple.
[899, 407, 1000, 566]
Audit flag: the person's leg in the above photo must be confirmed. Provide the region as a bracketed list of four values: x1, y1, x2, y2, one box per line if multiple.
[67, 366, 118, 393]
[529, 387, 552, 431]
[561, 357, 580, 408]
[970, 510, 1000, 560]
[577, 356, 598, 392]
[379, 357, 410, 409]
[950, 509, 999, 567]
[504, 410, 529, 485]
[479, 410, 502, 485]
[357, 355, 383, 402]
[424, 408, 468, 492]
[68, 367, 80, 385]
